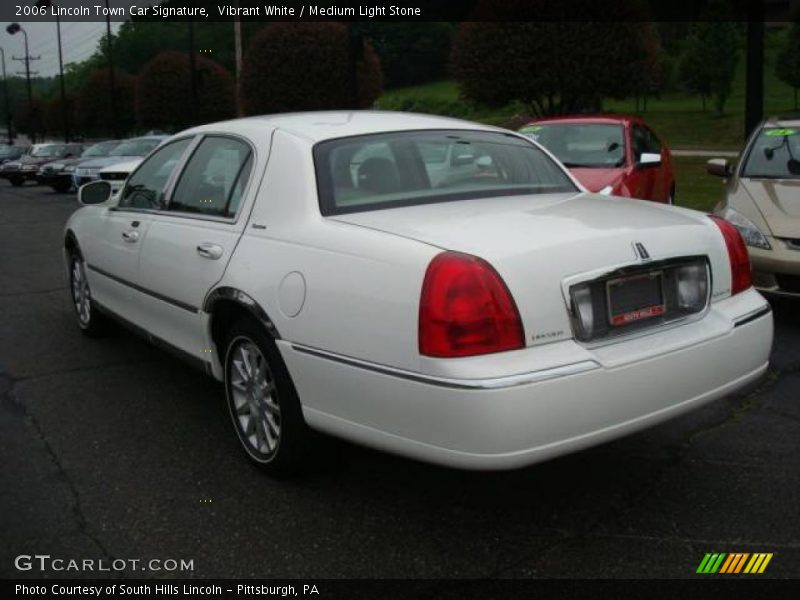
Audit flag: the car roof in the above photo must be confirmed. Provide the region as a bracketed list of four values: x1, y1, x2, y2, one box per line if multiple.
[182, 111, 503, 143]
[526, 114, 640, 126]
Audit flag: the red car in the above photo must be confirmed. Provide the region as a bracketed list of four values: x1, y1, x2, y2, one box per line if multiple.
[519, 115, 675, 204]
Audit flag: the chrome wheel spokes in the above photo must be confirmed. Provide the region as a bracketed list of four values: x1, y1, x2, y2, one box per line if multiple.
[71, 258, 91, 325]
[230, 340, 281, 456]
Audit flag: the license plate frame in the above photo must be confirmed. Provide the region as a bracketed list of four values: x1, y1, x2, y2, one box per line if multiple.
[606, 270, 666, 327]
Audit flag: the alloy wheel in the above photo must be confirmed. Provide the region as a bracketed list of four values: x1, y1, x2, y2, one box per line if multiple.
[71, 257, 91, 326]
[228, 338, 282, 459]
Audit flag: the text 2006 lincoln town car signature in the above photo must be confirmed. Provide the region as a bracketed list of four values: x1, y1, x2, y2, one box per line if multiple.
[64, 112, 773, 475]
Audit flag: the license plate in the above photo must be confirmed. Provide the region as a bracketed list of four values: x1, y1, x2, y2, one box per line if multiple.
[606, 271, 665, 326]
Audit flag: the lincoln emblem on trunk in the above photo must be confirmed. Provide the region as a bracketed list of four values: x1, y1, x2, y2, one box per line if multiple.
[633, 242, 651, 261]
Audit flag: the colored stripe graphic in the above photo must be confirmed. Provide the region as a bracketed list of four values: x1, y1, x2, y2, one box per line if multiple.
[700, 553, 774, 574]
[743, 553, 774, 574]
[697, 553, 726, 573]
[719, 553, 750, 573]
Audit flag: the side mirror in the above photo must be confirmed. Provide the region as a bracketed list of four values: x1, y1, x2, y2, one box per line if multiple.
[706, 158, 730, 178]
[78, 180, 112, 205]
[638, 152, 662, 168]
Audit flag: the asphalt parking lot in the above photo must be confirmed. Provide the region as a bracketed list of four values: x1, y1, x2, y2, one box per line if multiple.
[1, 183, 799, 580]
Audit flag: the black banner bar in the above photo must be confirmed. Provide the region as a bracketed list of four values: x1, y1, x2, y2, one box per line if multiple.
[3, 579, 794, 600]
[0, 0, 786, 23]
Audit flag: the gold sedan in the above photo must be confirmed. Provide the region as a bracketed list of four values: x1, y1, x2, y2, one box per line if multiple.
[709, 116, 800, 297]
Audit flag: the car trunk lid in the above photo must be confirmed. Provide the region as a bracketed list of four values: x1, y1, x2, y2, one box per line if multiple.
[331, 193, 729, 347]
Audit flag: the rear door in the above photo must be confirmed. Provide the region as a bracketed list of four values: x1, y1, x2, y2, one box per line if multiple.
[136, 135, 257, 359]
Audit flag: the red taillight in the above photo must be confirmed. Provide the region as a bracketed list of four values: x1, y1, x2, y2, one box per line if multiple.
[710, 215, 752, 295]
[419, 252, 525, 358]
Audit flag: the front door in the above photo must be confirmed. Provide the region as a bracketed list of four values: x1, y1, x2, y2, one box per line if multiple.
[81, 137, 194, 324]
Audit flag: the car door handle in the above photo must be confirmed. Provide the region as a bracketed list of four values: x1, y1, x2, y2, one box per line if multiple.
[121, 230, 139, 243]
[197, 243, 224, 260]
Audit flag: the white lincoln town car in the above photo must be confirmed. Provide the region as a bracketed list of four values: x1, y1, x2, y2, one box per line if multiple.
[64, 112, 773, 475]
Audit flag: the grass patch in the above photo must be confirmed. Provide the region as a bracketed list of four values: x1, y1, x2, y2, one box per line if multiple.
[673, 156, 727, 213]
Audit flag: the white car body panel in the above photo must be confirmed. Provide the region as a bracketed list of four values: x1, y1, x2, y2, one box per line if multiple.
[63, 111, 773, 470]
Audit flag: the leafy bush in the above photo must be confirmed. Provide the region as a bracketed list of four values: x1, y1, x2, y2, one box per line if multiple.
[677, 3, 740, 115]
[42, 94, 76, 138]
[356, 23, 453, 88]
[239, 23, 383, 115]
[776, 22, 800, 110]
[377, 94, 476, 119]
[13, 96, 45, 140]
[76, 68, 136, 137]
[136, 51, 236, 131]
[450, 0, 660, 116]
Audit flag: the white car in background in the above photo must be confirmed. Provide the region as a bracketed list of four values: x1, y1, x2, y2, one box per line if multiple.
[73, 135, 166, 188]
[97, 158, 142, 195]
[63, 112, 773, 476]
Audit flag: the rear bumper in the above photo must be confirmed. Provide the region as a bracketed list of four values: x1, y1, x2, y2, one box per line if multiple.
[279, 289, 773, 470]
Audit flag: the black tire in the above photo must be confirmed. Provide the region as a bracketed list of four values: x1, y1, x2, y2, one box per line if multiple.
[52, 182, 71, 193]
[68, 250, 109, 337]
[223, 317, 316, 477]
[667, 184, 675, 205]
[10, 176, 23, 187]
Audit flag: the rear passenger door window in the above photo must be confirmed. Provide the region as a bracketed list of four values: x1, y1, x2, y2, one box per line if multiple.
[168, 136, 253, 218]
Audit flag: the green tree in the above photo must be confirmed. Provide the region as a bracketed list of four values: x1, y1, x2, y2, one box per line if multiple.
[42, 93, 76, 138]
[75, 68, 136, 137]
[776, 22, 800, 110]
[239, 23, 383, 116]
[12, 95, 45, 141]
[678, 18, 740, 115]
[135, 51, 236, 131]
[355, 23, 453, 88]
[450, 0, 657, 116]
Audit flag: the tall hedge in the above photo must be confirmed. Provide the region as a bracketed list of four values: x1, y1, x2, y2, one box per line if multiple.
[450, 0, 658, 116]
[135, 51, 236, 131]
[356, 23, 452, 88]
[13, 96, 45, 140]
[777, 21, 800, 111]
[43, 94, 76, 138]
[76, 68, 136, 137]
[239, 23, 383, 115]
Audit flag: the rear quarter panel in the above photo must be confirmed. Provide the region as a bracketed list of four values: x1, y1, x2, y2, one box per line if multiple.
[220, 129, 440, 372]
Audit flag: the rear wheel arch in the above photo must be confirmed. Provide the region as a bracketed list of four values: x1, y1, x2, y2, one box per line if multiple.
[206, 287, 281, 360]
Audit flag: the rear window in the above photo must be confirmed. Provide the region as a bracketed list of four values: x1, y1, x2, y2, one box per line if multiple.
[314, 130, 577, 215]
[520, 123, 626, 168]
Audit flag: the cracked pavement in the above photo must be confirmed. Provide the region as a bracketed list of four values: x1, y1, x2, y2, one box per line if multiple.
[1, 184, 798, 579]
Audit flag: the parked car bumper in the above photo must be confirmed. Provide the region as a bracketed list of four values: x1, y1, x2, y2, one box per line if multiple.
[750, 239, 800, 296]
[278, 288, 772, 470]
